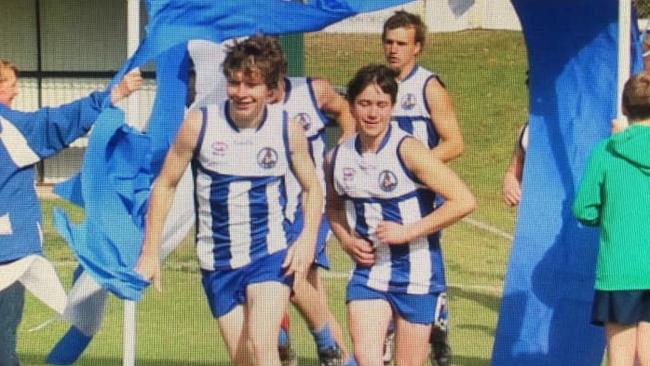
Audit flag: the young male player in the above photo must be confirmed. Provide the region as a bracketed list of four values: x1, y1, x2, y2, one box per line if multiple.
[326, 64, 475, 366]
[266, 38, 357, 366]
[381, 11, 464, 366]
[136, 35, 323, 366]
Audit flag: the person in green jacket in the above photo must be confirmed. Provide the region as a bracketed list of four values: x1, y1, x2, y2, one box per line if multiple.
[573, 71, 650, 366]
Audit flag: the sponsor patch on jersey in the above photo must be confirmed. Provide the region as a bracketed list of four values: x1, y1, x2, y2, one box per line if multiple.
[294, 112, 312, 131]
[257, 147, 279, 169]
[343, 167, 356, 181]
[211, 141, 228, 156]
[378, 170, 398, 192]
[400, 93, 417, 110]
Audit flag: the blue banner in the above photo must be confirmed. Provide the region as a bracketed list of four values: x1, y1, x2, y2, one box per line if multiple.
[492, 0, 642, 364]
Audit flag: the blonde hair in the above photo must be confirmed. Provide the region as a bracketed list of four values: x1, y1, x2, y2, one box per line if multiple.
[0, 59, 18, 80]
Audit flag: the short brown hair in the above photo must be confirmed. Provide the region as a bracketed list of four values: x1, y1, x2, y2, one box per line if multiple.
[382, 11, 427, 49]
[0, 59, 18, 80]
[346, 64, 399, 105]
[222, 35, 285, 89]
[623, 71, 650, 121]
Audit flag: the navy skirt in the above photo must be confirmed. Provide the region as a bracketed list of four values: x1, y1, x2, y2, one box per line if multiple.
[592, 290, 650, 326]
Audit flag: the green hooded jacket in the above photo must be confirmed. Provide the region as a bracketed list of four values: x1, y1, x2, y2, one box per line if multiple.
[573, 124, 650, 290]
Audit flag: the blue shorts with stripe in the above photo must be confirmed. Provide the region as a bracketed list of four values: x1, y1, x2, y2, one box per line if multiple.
[346, 281, 441, 325]
[292, 213, 331, 269]
[201, 249, 293, 318]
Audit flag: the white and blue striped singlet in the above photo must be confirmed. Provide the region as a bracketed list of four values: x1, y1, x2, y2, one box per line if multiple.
[332, 125, 446, 294]
[282, 77, 330, 225]
[391, 65, 441, 149]
[192, 102, 295, 270]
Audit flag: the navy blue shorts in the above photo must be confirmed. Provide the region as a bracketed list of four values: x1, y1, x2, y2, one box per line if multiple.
[592, 289, 650, 326]
[201, 249, 293, 318]
[346, 282, 439, 325]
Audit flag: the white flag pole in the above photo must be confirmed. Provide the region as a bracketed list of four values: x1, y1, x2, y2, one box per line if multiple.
[617, 0, 632, 118]
[124, 0, 140, 365]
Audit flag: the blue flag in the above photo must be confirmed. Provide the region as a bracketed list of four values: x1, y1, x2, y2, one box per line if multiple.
[492, 0, 642, 365]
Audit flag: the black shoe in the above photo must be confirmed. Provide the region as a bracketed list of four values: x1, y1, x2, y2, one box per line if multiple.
[279, 341, 297, 366]
[318, 346, 344, 366]
[430, 327, 452, 366]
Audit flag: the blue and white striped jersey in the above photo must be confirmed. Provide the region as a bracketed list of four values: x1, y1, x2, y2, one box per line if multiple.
[283, 77, 330, 224]
[332, 125, 446, 294]
[192, 102, 295, 270]
[391, 65, 440, 149]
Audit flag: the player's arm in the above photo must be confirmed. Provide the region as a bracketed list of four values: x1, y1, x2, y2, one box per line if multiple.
[136, 110, 203, 291]
[425, 77, 464, 162]
[502, 125, 526, 206]
[283, 119, 323, 276]
[376, 138, 476, 245]
[312, 78, 356, 141]
[324, 150, 375, 266]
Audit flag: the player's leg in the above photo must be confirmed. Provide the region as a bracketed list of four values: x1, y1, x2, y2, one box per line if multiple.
[245, 250, 293, 366]
[217, 305, 253, 365]
[392, 291, 437, 366]
[202, 268, 252, 365]
[429, 292, 451, 366]
[394, 316, 431, 366]
[637, 321, 650, 366]
[278, 312, 297, 366]
[347, 283, 392, 366]
[247, 281, 291, 366]
[0, 282, 24, 366]
[605, 323, 636, 366]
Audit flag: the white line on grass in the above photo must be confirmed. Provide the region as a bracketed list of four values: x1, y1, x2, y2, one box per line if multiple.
[461, 217, 513, 241]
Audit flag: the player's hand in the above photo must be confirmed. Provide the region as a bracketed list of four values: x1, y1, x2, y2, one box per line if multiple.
[376, 221, 411, 245]
[502, 171, 522, 207]
[111, 69, 144, 104]
[611, 117, 629, 134]
[282, 237, 314, 279]
[341, 236, 375, 266]
[135, 251, 162, 293]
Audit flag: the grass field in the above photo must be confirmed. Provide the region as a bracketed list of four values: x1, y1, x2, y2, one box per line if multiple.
[18, 30, 529, 365]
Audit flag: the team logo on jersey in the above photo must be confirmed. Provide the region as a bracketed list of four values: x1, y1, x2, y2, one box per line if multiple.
[294, 113, 312, 131]
[211, 141, 228, 156]
[343, 167, 356, 181]
[401, 93, 417, 110]
[257, 147, 279, 169]
[378, 170, 398, 192]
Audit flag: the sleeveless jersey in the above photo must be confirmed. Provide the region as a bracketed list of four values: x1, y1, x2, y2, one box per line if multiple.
[192, 102, 294, 270]
[283, 77, 330, 225]
[391, 65, 440, 149]
[332, 125, 446, 294]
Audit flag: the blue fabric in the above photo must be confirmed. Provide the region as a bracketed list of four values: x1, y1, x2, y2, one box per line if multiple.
[54, 107, 151, 301]
[0, 92, 107, 263]
[491, 0, 643, 365]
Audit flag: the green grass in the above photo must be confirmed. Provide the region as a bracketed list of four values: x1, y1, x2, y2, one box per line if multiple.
[19, 30, 528, 365]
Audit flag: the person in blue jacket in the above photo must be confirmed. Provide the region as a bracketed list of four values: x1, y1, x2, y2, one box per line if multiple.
[0, 58, 141, 366]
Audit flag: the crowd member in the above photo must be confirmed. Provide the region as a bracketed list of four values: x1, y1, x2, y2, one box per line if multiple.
[573, 71, 650, 366]
[136, 36, 323, 366]
[381, 10, 464, 365]
[0, 59, 141, 366]
[266, 38, 357, 366]
[502, 123, 528, 206]
[326, 64, 475, 366]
